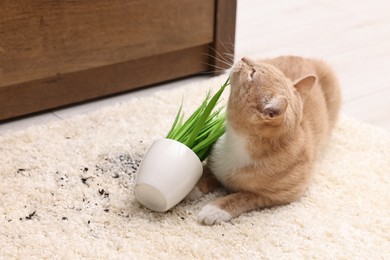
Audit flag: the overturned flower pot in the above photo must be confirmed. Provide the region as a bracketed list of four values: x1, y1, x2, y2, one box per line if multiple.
[135, 138, 203, 212]
[135, 78, 229, 212]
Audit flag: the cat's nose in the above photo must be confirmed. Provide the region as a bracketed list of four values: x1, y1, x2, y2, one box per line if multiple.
[241, 57, 256, 66]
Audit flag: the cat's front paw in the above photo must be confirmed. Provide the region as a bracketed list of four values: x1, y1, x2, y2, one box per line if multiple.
[197, 204, 232, 225]
[185, 187, 204, 200]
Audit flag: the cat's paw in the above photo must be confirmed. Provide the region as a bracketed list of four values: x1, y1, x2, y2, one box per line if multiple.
[185, 187, 204, 200]
[197, 204, 232, 225]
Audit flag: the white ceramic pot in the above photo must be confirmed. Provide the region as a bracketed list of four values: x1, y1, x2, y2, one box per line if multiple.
[135, 138, 203, 212]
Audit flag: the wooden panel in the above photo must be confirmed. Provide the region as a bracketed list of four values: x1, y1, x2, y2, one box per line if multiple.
[0, 0, 215, 87]
[211, 0, 237, 73]
[0, 0, 238, 121]
[0, 45, 210, 121]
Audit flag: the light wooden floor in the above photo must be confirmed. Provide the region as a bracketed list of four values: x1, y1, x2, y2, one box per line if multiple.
[1, 0, 389, 134]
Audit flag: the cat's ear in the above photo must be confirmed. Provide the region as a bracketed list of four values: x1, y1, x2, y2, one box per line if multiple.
[261, 96, 288, 125]
[293, 75, 316, 100]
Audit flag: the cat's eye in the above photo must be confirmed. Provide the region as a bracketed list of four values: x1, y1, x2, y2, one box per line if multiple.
[250, 68, 256, 79]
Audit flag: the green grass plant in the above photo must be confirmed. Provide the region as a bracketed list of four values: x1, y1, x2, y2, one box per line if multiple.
[166, 77, 229, 161]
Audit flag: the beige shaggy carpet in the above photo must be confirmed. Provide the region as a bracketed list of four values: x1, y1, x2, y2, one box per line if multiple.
[1, 75, 390, 259]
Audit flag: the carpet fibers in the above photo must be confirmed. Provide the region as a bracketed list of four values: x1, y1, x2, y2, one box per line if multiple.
[1, 75, 389, 259]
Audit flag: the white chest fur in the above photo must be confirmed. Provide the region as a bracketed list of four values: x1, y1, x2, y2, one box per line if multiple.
[209, 126, 253, 183]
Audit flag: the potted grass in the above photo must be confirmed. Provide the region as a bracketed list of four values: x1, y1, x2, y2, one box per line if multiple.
[135, 78, 229, 212]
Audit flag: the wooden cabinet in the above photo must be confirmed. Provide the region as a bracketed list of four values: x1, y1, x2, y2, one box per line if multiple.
[0, 0, 236, 121]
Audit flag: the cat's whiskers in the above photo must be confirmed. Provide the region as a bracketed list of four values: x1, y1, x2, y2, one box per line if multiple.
[207, 45, 234, 66]
[217, 39, 235, 60]
[201, 61, 230, 72]
[200, 40, 236, 74]
[197, 68, 228, 75]
[223, 52, 236, 59]
[202, 53, 233, 69]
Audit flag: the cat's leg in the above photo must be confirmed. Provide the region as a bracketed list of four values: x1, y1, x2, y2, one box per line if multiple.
[197, 192, 275, 225]
[186, 165, 221, 200]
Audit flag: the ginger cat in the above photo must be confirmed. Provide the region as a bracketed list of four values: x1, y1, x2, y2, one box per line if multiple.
[189, 56, 341, 225]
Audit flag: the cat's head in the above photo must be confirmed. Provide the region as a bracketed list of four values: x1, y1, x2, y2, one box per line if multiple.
[228, 57, 316, 137]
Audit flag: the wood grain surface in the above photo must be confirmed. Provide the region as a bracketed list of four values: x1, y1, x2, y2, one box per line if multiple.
[0, 45, 210, 120]
[0, 0, 237, 120]
[0, 0, 215, 87]
[211, 0, 237, 73]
